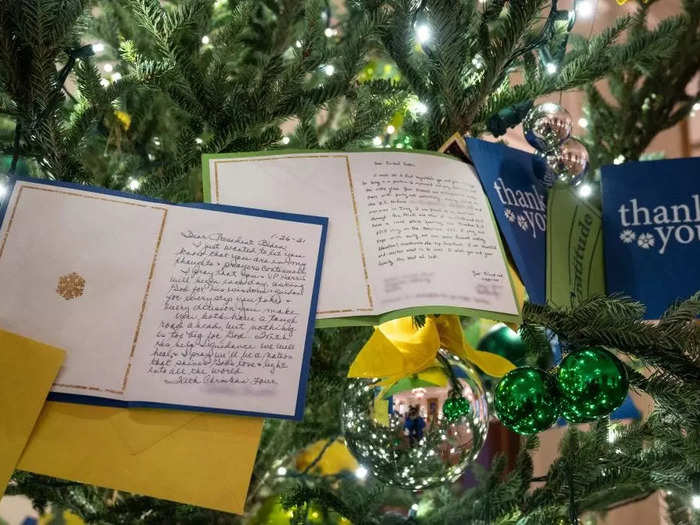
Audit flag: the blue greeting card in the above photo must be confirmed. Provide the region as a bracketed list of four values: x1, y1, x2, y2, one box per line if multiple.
[466, 138, 549, 304]
[0, 177, 327, 420]
[601, 158, 700, 319]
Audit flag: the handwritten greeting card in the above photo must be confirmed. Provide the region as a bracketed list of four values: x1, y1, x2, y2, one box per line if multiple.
[203, 151, 521, 327]
[0, 179, 327, 419]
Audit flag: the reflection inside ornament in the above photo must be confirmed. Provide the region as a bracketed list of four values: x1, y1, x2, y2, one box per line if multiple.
[341, 350, 489, 490]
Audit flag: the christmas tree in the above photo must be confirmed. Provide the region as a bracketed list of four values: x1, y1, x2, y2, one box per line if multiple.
[1, 0, 699, 524]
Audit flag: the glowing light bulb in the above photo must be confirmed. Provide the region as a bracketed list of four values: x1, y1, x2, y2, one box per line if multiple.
[92, 42, 105, 54]
[692, 495, 700, 510]
[693, 102, 700, 111]
[0, 183, 8, 198]
[128, 178, 141, 191]
[614, 154, 625, 165]
[201, 35, 210, 45]
[111, 72, 122, 81]
[372, 136, 382, 147]
[355, 466, 368, 479]
[295, 40, 302, 48]
[276, 466, 287, 476]
[415, 24, 431, 44]
[99, 78, 110, 87]
[576, 0, 594, 18]
[324, 27, 337, 37]
[578, 183, 592, 198]
[386, 125, 395, 134]
[281, 136, 290, 145]
[411, 101, 428, 115]
[545, 63, 558, 75]
[103, 63, 113, 73]
[323, 64, 335, 76]
[195, 137, 203, 145]
[410, 504, 419, 511]
[578, 117, 589, 128]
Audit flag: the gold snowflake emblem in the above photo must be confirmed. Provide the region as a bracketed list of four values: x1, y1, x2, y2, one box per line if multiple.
[56, 272, 86, 300]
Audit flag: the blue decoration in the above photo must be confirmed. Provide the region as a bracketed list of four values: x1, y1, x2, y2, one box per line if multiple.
[466, 138, 549, 304]
[602, 158, 700, 319]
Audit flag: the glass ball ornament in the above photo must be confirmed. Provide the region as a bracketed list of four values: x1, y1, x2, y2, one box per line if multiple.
[341, 350, 489, 491]
[545, 137, 589, 185]
[523, 102, 572, 152]
[494, 367, 559, 435]
[557, 347, 628, 423]
[477, 324, 528, 367]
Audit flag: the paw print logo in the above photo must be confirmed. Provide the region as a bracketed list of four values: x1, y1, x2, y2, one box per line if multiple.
[637, 232, 655, 249]
[517, 215, 528, 231]
[504, 208, 516, 222]
[619, 229, 636, 244]
[56, 272, 86, 300]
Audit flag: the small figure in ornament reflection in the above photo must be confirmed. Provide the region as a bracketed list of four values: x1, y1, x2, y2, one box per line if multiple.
[403, 405, 425, 447]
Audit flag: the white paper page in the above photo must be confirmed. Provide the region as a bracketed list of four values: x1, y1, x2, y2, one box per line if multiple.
[209, 155, 374, 318]
[0, 182, 167, 397]
[127, 205, 323, 417]
[348, 152, 519, 316]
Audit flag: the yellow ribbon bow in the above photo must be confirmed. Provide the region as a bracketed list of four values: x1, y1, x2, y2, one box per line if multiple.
[347, 315, 516, 386]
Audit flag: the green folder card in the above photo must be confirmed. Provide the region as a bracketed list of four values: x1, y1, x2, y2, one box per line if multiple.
[546, 185, 605, 307]
[203, 150, 522, 327]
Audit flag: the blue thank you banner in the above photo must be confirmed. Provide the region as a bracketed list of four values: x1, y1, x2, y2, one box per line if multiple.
[466, 138, 548, 304]
[601, 158, 700, 319]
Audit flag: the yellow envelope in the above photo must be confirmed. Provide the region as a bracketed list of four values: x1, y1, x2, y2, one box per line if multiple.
[18, 403, 263, 515]
[0, 330, 65, 496]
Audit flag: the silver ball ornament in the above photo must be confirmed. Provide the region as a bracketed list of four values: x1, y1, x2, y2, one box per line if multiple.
[341, 350, 489, 491]
[545, 137, 589, 185]
[523, 103, 572, 152]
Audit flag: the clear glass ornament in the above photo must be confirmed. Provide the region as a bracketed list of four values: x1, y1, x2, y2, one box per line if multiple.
[523, 102, 572, 152]
[341, 350, 489, 491]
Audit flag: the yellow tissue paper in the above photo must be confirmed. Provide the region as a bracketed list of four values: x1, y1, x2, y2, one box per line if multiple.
[0, 330, 65, 497]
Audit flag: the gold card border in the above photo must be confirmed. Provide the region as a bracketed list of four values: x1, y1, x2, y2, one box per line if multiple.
[0, 183, 168, 395]
[212, 155, 374, 314]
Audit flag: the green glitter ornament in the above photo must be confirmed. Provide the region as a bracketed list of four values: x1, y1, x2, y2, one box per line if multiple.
[494, 367, 560, 435]
[442, 395, 472, 423]
[557, 347, 628, 423]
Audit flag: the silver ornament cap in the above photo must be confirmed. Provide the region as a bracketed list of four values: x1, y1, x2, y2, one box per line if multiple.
[523, 102, 572, 152]
[545, 137, 589, 185]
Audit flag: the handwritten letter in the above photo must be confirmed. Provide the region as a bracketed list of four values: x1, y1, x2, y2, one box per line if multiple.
[147, 230, 310, 392]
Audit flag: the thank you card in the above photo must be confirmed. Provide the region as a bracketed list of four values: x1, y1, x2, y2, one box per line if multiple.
[601, 158, 700, 318]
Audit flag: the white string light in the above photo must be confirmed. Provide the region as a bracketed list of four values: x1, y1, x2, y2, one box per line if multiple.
[323, 64, 335, 76]
[128, 178, 141, 191]
[201, 35, 210, 45]
[409, 99, 428, 115]
[281, 136, 290, 145]
[111, 72, 122, 82]
[545, 63, 558, 75]
[99, 78, 110, 88]
[415, 24, 431, 44]
[0, 182, 8, 199]
[575, 0, 594, 18]
[372, 136, 382, 146]
[276, 466, 287, 476]
[578, 117, 589, 128]
[355, 466, 368, 479]
[195, 137, 203, 145]
[386, 125, 395, 134]
[103, 63, 113, 73]
[295, 40, 303, 48]
[92, 42, 105, 54]
[613, 154, 625, 165]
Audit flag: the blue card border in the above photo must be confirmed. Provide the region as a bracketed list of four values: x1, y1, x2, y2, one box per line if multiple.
[0, 176, 328, 421]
